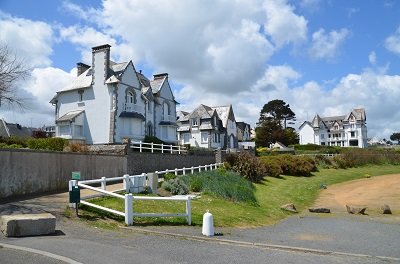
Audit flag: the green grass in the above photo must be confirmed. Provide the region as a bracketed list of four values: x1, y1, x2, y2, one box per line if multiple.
[82, 165, 400, 227]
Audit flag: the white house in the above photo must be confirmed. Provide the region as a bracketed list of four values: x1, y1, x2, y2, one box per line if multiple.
[177, 104, 238, 149]
[299, 108, 367, 148]
[50, 44, 178, 144]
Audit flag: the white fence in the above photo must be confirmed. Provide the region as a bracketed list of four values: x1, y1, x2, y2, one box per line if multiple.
[69, 162, 223, 225]
[297, 153, 338, 157]
[131, 141, 187, 154]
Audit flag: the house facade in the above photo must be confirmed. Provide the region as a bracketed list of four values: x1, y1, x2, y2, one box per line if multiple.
[236, 122, 251, 142]
[299, 108, 367, 148]
[50, 44, 177, 144]
[177, 104, 238, 149]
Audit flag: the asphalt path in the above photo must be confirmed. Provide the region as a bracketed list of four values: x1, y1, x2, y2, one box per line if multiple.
[1, 192, 399, 263]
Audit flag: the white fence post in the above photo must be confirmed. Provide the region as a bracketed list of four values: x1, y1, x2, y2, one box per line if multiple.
[151, 142, 154, 153]
[175, 168, 178, 176]
[183, 167, 186, 175]
[191, 166, 194, 174]
[186, 196, 191, 225]
[205, 165, 208, 171]
[139, 141, 142, 153]
[125, 194, 133, 225]
[199, 166, 201, 172]
[178, 145, 181, 154]
[170, 144, 173, 154]
[68, 180, 76, 208]
[161, 144, 164, 153]
[101, 177, 106, 191]
[123, 174, 130, 192]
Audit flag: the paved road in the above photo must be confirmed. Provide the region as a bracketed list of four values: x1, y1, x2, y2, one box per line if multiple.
[1, 193, 399, 263]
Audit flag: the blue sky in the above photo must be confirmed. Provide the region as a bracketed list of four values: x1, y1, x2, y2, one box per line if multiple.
[1, 0, 400, 139]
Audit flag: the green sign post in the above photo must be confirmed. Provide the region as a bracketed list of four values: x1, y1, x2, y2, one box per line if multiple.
[72, 171, 81, 180]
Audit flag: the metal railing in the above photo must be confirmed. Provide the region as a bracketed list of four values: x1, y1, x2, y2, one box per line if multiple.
[68, 162, 223, 225]
[131, 141, 187, 154]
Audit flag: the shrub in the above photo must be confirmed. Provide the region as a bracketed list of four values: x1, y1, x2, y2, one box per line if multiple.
[333, 148, 400, 168]
[259, 155, 317, 176]
[228, 152, 266, 183]
[27, 137, 66, 151]
[314, 155, 336, 169]
[261, 159, 283, 177]
[161, 177, 188, 195]
[163, 173, 176, 181]
[0, 136, 28, 147]
[144, 135, 164, 145]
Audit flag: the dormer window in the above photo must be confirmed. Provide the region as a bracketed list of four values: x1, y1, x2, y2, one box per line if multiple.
[127, 91, 136, 104]
[192, 118, 198, 126]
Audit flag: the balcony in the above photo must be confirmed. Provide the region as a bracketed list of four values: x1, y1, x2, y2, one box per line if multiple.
[124, 103, 143, 113]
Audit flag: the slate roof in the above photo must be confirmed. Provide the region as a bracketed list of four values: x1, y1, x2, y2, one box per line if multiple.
[309, 108, 366, 129]
[211, 106, 232, 127]
[56, 110, 85, 123]
[237, 122, 250, 131]
[0, 119, 33, 138]
[150, 78, 165, 93]
[61, 68, 92, 92]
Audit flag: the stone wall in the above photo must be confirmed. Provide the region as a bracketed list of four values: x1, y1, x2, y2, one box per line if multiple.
[0, 149, 126, 199]
[127, 151, 216, 175]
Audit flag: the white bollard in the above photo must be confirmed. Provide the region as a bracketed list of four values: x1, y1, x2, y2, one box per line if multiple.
[202, 210, 214, 237]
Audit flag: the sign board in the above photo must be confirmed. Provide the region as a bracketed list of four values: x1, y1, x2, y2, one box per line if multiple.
[72, 171, 81, 180]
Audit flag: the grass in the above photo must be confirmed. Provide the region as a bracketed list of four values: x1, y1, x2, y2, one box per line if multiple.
[80, 164, 400, 228]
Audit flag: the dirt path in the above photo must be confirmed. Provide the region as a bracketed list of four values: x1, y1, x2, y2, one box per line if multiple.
[313, 174, 400, 214]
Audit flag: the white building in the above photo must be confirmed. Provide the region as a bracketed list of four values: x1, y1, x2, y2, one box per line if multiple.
[299, 108, 367, 148]
[177, 104, 237, 149]
[50, 44, 177, 144]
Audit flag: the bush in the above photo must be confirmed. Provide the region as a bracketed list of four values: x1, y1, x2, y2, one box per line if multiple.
[0, 136, 28, 147]
[225, 152, 266, 183]
[163, 173, 176, 181]
[161, 177, 188, 195]
[27, 137, 66, 151]
[181, 169, 257, 204]
[144, 135, 164, 145]
[259, 155, 317, 176]
[261, 159, 283, 177]
[314, 154, 336, 169]
[333, 148, 400, 168]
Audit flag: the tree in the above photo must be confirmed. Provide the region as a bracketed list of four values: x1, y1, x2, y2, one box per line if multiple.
[258, 99, 296, 129]
[0, 43, 29, 106]
[390, 132, 400, 145]
[255, 117, 284, 147]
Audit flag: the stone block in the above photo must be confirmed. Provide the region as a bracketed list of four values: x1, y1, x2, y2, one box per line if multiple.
[280, 203, 297, 213]
[0, 213, 56, 237]
[380, 204, 392, 214]
[308, 207, 330, 213]
[346, 204, 367, 215]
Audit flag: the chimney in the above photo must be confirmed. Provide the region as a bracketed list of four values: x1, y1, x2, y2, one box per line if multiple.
[91, 44, 111, 83]
[76, 62, 90, 77]
[153, 73, 168, 80]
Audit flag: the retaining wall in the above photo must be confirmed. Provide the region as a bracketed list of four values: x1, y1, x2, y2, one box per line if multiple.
[0, 149, 126, 199]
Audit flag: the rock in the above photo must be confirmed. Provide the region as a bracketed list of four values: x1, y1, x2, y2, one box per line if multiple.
[308, 207, 330, 213]
[346, 204, 367, 215]
[380, 204, 392, 214]
[281, 203, 297, 213]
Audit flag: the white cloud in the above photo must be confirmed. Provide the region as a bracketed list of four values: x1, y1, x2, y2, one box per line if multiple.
[368, 51, 377, 65]
[309, 28, 350, 61]
[385, 26, 400, 55]
[263, 0, 308, 47]
[0, 12, 54, 67]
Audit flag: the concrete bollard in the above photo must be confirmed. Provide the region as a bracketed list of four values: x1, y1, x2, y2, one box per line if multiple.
[202, 210, 214, 237]
[147, 173, 158, 194]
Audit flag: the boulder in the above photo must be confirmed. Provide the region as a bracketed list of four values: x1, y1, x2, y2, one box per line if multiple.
[380, 204, 392, 214]
[308, 207, 330, 213]
[346, 204, 367, 215]
[280, 203, 297, 213]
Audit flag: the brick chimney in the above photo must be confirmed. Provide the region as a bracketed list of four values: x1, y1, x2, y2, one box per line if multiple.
[91, 44, 111, 84]
[76, 62, 90, 77]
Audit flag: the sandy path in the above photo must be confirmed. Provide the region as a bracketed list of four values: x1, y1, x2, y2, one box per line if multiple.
[313, 174, 400, 213]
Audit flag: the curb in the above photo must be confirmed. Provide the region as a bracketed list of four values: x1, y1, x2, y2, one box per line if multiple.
[0, 243, 82, 264]
[120, 226, 400, 262]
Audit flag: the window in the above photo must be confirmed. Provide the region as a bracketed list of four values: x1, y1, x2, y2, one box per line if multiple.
[320, 134, 324, 139]
[59, 125, 70, 136]
[127, 91, 135, 103]
[201, 132, 208, 143]
[351, 131, 355, 137]
[163, 101, 171, 115]
[74, 125, 83, 137]
[78, 90, 84, 102]
[192, 118, 198, 126]
[214, 133, 220, 143]
[183, 133, 190, 143]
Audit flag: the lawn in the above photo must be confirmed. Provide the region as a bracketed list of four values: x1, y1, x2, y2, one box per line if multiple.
[81, 164, 400, 227]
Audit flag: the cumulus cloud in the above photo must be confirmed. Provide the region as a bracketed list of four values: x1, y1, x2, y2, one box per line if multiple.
[309, 28, 350, 61]
[0, 12, 54, 67]
[263, 0, 308, 47]
[385, 26, 400, 55]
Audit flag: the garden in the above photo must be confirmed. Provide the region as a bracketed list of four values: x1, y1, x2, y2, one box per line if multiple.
[78, 148, 400, 227]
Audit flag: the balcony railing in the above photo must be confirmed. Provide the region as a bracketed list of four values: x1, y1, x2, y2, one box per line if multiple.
[124, 103, 142, 113]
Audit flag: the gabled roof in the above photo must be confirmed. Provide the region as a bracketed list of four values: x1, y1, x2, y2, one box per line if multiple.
[212, 105, 234, 127]
[188, 104, 214, 119]
[299, 121, 312, 130]
[150, 77, 166, 93]
[61, 68, 92, 92]
[0, 119, 33, 138]
[344, 108, 366, 121]
[177, 111, 190, 122]
[56, 110, 85, 123]
[237, 122, 250, 131]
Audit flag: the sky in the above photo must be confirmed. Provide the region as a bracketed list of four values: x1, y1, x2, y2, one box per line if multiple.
[0, 0, 400, 140]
